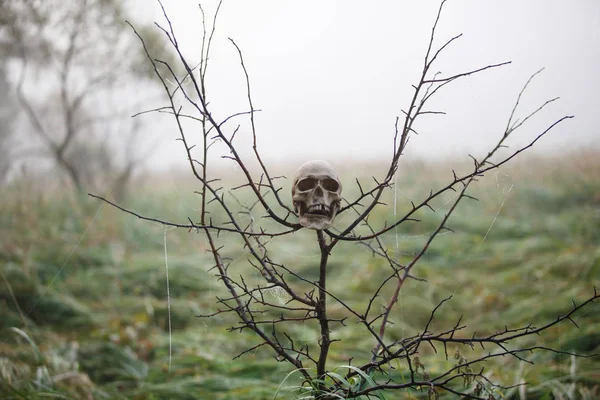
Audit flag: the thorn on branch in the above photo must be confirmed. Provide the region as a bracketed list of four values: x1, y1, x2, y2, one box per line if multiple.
[463, 194, 479, 202]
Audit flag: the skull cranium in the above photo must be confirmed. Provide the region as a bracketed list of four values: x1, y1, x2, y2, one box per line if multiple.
[292, 160, 342, 230]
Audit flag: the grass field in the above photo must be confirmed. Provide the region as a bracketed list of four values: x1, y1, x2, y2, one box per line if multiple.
[1, 152, 599, 399]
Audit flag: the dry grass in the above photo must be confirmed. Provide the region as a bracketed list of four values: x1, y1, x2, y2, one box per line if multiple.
[1, 150, 599, 399]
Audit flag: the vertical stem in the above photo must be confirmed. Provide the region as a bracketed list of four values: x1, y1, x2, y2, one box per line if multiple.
[371, 275, 404, 362]
[316, 230, 330, 383]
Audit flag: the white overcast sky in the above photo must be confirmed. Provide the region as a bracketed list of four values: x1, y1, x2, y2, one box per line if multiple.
[129, 0, 599, 169]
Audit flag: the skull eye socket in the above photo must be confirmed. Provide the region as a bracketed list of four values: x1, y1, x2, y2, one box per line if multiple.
[297, 178, 317, 191]
[322, 178, 340, 192]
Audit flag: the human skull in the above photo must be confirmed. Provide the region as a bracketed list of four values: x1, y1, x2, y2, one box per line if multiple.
[292, 160, 342, 230]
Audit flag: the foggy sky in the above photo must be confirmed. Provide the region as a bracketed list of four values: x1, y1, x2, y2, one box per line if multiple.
[130, 0, 599, 169]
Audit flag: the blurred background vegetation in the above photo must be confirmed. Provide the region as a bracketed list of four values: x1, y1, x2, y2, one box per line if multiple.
[1, 1, 599, 399]
[1, 153, 599, 399]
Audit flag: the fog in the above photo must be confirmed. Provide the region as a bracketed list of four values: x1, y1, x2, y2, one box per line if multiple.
[130, 0, 599, 169]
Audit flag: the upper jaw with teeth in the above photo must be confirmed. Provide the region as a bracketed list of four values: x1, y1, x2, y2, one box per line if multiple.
[306, 204, 330, 215]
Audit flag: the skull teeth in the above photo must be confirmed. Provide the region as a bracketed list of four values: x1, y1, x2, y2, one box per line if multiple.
[307, 204, 330, 215]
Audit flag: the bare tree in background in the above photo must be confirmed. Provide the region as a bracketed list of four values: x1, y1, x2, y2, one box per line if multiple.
[0, 62, 17, 185]
[93, 1, 599, 398]
[0, 0, 171, 198]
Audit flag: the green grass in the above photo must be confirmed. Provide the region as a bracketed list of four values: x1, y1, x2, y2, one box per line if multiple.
[1, 153, 599, 399]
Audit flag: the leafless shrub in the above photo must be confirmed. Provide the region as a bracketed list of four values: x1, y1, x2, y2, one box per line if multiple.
[92, 1, 598, 398]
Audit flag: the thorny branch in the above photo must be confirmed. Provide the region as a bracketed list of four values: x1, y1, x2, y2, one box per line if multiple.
[89, 0, 598, 398]
[346, 289, 600, 399]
